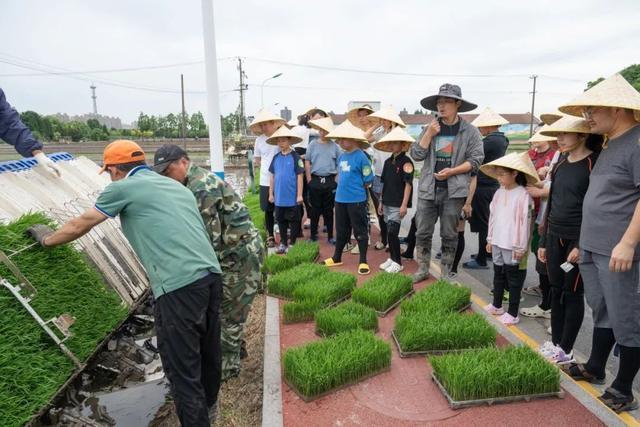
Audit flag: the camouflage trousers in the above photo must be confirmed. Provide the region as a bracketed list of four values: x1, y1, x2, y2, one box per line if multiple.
[219, 235, 264, 380]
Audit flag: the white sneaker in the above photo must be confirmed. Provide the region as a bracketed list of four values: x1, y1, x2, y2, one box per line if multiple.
[539, 341, 556, 357]
[379, 258, 393, 270]
[547, 326, 552, 335]
[385, 261, 404, 273]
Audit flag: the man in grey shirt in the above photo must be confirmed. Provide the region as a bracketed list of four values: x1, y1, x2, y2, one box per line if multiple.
[559, 74, 640, 412]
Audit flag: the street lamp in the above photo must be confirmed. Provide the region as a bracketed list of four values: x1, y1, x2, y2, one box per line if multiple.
[261, 73, 283, 107]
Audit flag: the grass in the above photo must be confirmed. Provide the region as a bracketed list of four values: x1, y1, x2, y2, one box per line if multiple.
[315, 301, 378, 337]
[267, 263, 328, 298]
[351, 272, 413, 313]
[0, 213, 128, 427]
[262, 241, 320, 275]
[431, 345, 561, 402]
[394, 312, 496, 352]
[400, 280, 471, 315]
[283, 329, 391, 399]
[283, 271, 356, 323]
[242, 187, 266, 242]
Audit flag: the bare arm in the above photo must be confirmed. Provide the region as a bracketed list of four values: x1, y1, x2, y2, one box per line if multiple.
[44, 208, 107, 247]
[305, 159, 312, 183]
[610, 199, 640, 272]
[463, 175, 477, 218]
[254, 156, 261, 169]
[269, 174, 275, 202]
[296, 174, 304, 202]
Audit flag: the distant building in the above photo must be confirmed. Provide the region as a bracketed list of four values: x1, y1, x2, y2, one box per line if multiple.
[50, 113, 127, 129]
[347, 101, 381, 112]
[280, 106, 292, 121]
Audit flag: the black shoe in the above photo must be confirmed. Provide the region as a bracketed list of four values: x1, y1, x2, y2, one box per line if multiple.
[401, 251, 414, 259]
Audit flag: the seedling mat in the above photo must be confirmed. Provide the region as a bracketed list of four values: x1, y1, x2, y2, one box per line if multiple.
[373, 289, 415, 317]
[390, 330, 494, 358]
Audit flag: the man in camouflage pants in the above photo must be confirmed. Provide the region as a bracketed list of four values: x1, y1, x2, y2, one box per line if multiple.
[154, 144, 264, 380]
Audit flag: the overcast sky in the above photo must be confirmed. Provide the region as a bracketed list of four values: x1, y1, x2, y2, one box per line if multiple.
[2, 0, 639, 124]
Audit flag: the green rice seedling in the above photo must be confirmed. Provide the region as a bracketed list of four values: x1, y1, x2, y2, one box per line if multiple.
[283, 298, 325, 323]
[283, 329, 391, 399]
[430, 345, 561, 402]
[0, 213, 128, 427]
[262, 253, 294, 275]
[315, 301, 377, 337]
[287, 241, 320, 264]
[351, 272, 413, 313]
[394, 312, 496, 352]
[400, 280, 471, 315]
[267, 263, 328, 298]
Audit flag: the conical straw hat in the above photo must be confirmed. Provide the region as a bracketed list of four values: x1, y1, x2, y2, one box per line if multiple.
[249, 109, 286, 135]
[528, 125, 557, 143]
[539, 110, 565, 125]
[480, 151, 540, 185]
[559, 74, 640, 121]
[373, 126, 415, 152]
[326, 120, 370, 149]
[266, 124, 303, 145]
[347, 104, 375, 130]
[367, 106, 407, 128]
[308, 117, 334, 134]
[471, 107, 509, 128]
[540, 115, 591, 137]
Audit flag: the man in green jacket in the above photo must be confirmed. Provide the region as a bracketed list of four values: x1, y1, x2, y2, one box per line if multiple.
[154, 144, 264, 381]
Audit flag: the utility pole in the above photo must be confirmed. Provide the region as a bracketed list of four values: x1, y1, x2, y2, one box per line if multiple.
[90, 84, 98, 115]
[237, 57, 248, 134]
[529, 74, 538, 137]
[181, 74, 187, 150]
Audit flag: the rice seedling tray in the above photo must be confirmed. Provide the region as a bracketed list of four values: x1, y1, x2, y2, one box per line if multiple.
[390, 330, 491, 358]
[374, 289, 414, 317]
[351, 272, 413, 315]
[282, 295, 350, 324]
[431, 373, 564, 410]
[314, 301, 379, 337]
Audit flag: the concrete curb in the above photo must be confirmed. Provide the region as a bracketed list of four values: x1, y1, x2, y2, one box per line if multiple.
[261, 296, 283, 427]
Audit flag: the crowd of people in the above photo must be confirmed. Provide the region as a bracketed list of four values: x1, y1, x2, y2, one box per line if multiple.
[1, 70, 639, 424]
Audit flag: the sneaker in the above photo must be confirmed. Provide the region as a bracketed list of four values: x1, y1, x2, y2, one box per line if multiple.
[401, 250, 414, 260]
[538, 341, 557, 357]
[523, 286, 543, 297]
[266, 236, 276, 248]
[519, 305, 551, 319]
[374, 241, 386, 250]
[484, 304, 505, 315]
[328, 238, 336, 245]
[548, 348, 575, 365]
[379, 258, 393, 270]
[345, 242, 355, 251]
[462, 260, 489, 270]
[498, 312, 520, 325]
[276, 244, 287, 255]
[547, 326, 552, 335]
[385, 261, 404, 273]
[350, 244, 360, 255]
[448, 271, 458, 279]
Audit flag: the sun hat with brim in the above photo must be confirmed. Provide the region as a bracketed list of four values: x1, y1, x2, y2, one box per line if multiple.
[346, 104, 375, 128]
[308, 117, 334, 134]
[528, 125, 557, 143]
[266, 125, 303, 146]
[99, 139, 146, 173]
[249, 109, 286, 135]
[326, 120, 370, 149]
[367, 106, 407, 128]
[471, 107, 509, 128]
[539, 110, 565, 126]
[480, 152, 540, 185]
[539, 115, 591, 137]
[420, 83, 478, 113]
[373, 127, 415, 152]
[559, 73, 640, 122]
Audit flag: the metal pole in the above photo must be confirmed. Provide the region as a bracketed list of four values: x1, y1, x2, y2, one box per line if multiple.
[529, 74, 538, 138]
[201, 0, 225, 178]
[181, 74, 187, 150]
[238, 57, 247, 135]
[260, 73, 282, 108]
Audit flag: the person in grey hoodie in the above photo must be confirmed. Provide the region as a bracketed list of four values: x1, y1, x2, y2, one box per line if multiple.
[410, 84, 484, 282]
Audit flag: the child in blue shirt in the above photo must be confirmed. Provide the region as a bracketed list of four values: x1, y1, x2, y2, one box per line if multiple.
[268, 126, 305, 254]
[321, 121, 374, 274]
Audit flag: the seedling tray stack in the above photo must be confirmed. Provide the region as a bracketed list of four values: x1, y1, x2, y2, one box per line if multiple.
[351, 272, 413, 316]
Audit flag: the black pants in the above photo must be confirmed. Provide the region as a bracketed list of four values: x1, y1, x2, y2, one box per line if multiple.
[492, 264, 526, 317]
[333, 201, 369, 264]
[368, 187, 387, 246]
[402, 215, 417, 257]
[154, 273, 223, 427]
[546, 234, 584, 353]
[452, 231, 465, 273]
[470, 185, 497, 265]
[308, 174, 336, 239]
[387, 220, 401, 264]
[259, 185, 275, 238]
[275, 206, 300, 247]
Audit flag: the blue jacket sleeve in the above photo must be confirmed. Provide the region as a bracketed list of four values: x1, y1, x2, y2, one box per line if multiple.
[0, 88, 43, 157]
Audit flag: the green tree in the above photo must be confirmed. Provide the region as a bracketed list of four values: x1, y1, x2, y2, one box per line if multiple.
[86, 118, 101, 130]
[587, 64, 640, 91]
[189, 112, 208, 138]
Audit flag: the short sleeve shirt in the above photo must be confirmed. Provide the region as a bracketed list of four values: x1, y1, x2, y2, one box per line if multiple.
[269, 150, 304, 207]
[434, 120, 461, 188]
[94, 167, 221, 298]
[306, 140, 341, 176]
[581, 125, 640, 259]
[254, 135, 280, 187]
[335, 149, 375, 203]
[381, 152, 414, 208]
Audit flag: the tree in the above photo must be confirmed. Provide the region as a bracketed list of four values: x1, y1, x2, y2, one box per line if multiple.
[189, 112, 208, 138]
[221, 113, 238, 137]
[86, 118, 101, 130]
[587, 64, 640, 91]
[413, 109, 424, 115]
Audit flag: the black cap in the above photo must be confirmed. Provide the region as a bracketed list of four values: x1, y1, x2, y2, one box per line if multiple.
[153, 144, 187, 173]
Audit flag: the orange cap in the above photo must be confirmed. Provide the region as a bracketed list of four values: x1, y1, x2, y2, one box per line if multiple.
[99, 140, 146, 173]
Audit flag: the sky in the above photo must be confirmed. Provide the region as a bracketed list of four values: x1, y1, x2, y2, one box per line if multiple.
[1, 0, 639, 125]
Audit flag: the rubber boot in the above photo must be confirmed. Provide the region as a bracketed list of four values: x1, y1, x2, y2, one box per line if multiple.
[413, 246, 431, 283]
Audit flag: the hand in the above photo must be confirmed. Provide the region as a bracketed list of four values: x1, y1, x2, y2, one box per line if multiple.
[567, 247, 580, 264]
[306, 175, 312, 184]
[486, 243, 492, 254]
[268, 194, 274, 203]
[538, 248, 547, 263]
[434, 168, 454, 181]
[537, 166, 550, 179]
[462, 203, 472, 219]
[296, 195, 304, 204]
[399, 205, 407, 218]
[33, 151, 61, 177]
[514, 250, 525, 261]
[425, 119, 441, 139]
[26, 224, 54, 247]
[527, 185, 544, 198]
[609, 240, 635, 272]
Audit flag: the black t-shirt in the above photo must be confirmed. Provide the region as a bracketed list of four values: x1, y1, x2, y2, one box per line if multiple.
[477, 132, 509, 188]
[381, 152, 414, 208]
[547, 151, 599, 239]
[434, 120, 461, 188]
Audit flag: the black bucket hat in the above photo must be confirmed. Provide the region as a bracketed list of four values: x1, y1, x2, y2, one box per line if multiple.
[420, 83, 477, 112]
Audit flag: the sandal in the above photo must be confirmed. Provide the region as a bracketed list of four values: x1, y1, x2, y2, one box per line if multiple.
[599, 387, 639, 413]
[322, 258, 343, 267]
[562, 362, 606, 385]
[358, 263, 371, 275]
